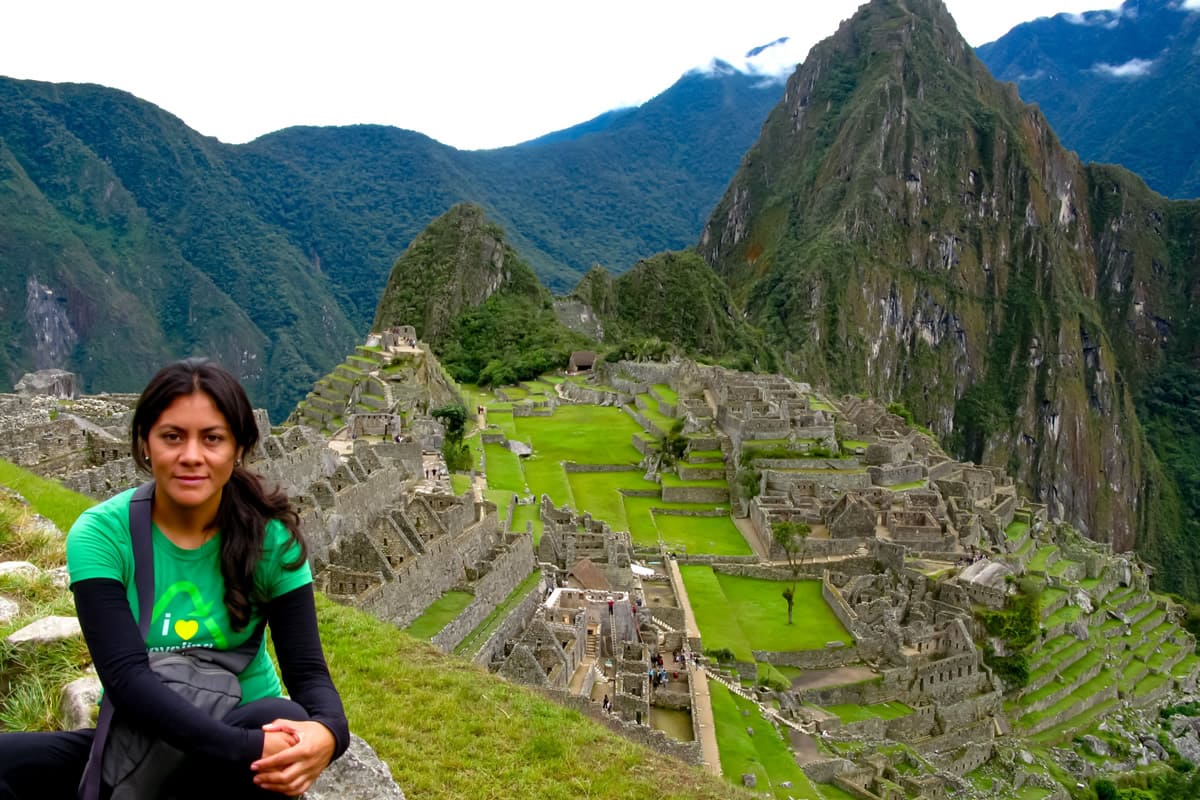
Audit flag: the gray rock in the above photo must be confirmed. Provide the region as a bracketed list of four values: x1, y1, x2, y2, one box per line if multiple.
[506, 440, 532, 457]
[306, 734, 406, 800]
[780, 781, 793, 788]
[6, 615, 82, 646]
[0, 596, 18, 625]
[746, 726, 755, 737]
[48, 565, 71, 589]
[1173, 729, 1200, 765]
[1116, 557, 1133, 587]
[1019, 750, 1035, 765]
[15, 369, 76, 399]
[741, 773, 756, 788]
[1080, 735, 1109, 757]
[1072, 590, 1093, 614]
[1144, 738, 1169, 760]
[1068, 620, 1089, 641]
[59, 676, 101, 730]
[0, 561, 40, 579]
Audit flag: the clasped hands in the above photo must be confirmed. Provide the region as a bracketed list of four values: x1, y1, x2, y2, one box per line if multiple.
[251, 718, 336, 796]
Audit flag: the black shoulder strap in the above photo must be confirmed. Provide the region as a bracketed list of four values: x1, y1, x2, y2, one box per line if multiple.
[129, 481, 157, 641]
[80, 481, 156, 800]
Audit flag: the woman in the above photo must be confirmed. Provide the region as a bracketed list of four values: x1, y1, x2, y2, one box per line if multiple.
[0, 358, 349, 798]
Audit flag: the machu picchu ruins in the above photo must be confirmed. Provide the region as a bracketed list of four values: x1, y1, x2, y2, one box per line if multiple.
[6, 337, 1200, 800]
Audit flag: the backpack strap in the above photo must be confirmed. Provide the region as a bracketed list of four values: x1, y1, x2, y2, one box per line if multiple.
[79, 481, 156, 800]
[129, 481, 157, 640]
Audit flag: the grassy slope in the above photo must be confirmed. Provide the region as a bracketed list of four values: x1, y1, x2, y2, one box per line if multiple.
[319, 596, 751, 800]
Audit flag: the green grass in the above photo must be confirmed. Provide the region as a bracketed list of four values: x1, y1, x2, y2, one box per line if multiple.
[888, 480, 927, 491]
[318, 595, 753, 800]
[451, 474, 473, 495]
[0, 489, 97, 734]
[515, 405, 643, 465]
[465, 432, 484, 472]
[681, 567, 851, 661]
[1028, 545, 1058, 573]
[651, 384, 679, 405]
[679, 566, 755, 662]
[623, 495, 667, 547]
[404, 591, 475, 640]
[511, 503, 544, 546]
[653, 514, 750, 556]
[522, 457, 574, 508]
[565, 471, 658, 532]
[0, 459, 97, 533]
[709, 681, 817, 799]
[484, 410, 519, 440]
[633, 398, 677, 438]
[1005, 519, 1030, 541]
[485, 490, 517, 525]
[484, 443, 526, 493]
[824, 701, 911, 723]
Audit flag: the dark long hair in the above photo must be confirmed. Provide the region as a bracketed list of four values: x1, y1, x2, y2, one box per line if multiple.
[131, 358, 307, 631]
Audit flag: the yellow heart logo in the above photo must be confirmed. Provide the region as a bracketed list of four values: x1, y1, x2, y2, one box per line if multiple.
[174, 619, 200, 641]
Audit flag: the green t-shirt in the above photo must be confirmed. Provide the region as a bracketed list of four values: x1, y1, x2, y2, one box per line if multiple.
[66, 487, 312, 704]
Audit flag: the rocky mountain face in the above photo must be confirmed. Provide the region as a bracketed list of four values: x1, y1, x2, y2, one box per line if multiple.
[0, 68, 781, 419]
[699, 0, 1200, 592]
[977, 0, 1200, 200]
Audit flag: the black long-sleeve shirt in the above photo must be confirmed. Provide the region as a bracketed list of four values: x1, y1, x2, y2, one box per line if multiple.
[72, 578, 350, 765]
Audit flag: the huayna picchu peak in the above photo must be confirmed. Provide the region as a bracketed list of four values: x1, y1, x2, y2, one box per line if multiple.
[700, 0, 1200, 597]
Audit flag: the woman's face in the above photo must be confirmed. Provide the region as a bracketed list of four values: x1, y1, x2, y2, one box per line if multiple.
[143, 391, 240, 519]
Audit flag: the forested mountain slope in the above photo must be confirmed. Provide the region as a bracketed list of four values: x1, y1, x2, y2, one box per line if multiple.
[0, 68, 781, 418]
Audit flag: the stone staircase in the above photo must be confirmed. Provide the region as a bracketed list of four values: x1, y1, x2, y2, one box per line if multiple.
[701, 664, 814, 735]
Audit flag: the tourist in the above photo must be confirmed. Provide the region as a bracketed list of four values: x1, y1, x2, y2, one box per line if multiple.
[602, 694, 611, 713]
[0, 358, 349, 799]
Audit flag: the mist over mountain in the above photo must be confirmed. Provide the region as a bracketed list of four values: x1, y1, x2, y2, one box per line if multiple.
[977, 0, 1200, 199]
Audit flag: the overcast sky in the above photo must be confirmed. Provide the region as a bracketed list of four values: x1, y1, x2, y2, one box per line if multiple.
[1, 0, 1123, 150]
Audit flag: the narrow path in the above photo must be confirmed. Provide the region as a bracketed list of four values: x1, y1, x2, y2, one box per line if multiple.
[664, 556, 720, 773]
[734, 515, 771, 559]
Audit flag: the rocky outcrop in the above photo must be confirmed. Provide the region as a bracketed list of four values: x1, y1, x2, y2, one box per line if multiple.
[699, 0, 1170, 564]
[306, 735, 407, 800]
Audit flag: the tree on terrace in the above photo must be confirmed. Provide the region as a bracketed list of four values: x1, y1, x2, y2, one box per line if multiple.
[772, 519, 810, 625]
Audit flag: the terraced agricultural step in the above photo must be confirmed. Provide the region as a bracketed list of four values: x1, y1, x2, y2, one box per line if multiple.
[1025, 638, 1090, 695]
[1125, 601, 1160, 627]
[1022, 672, 1119, 736]
[1029, 633, 1081, 674]
[1029, 697, 1119, 746]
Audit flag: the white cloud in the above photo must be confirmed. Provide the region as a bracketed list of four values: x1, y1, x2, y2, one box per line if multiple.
[1063, 9, 1121, 26]
[1184, 0, 1200, 10]
[1091, 57, 1156, 77]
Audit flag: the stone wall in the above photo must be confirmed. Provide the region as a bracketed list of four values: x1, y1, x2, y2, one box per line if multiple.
[63, 458, 140, 499]
[763, 469, 871, 492]
[431, 538, 536, 652]
[869, 463, 925, 487]
[823, 575, 862, 638]
[757, 644, 862, 670]
[469, 582, 546, 666]
[660, 484, 729, 504]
